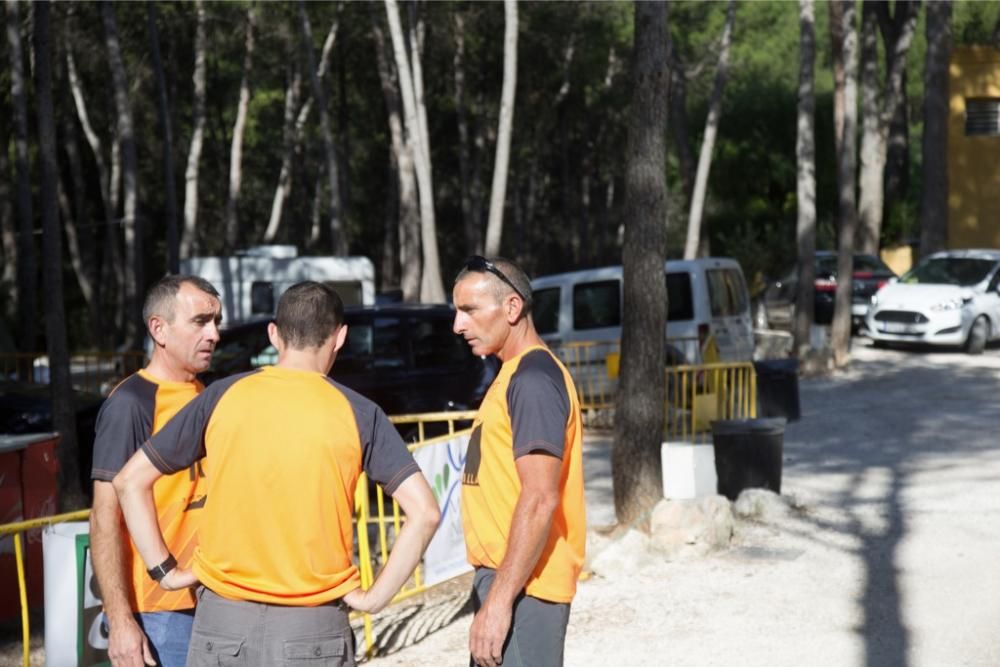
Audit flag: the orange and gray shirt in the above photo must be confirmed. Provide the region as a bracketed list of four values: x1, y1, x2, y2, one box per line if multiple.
[142, 365, 421, 606]
[91, 369, 205, 613]
[461, 346, 586, 604]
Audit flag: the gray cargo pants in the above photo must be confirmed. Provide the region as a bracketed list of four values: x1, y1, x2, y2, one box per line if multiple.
[186, 587, 356, 666]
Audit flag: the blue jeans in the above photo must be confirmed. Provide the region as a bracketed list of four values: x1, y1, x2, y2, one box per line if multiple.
[134, 609, 196, 667]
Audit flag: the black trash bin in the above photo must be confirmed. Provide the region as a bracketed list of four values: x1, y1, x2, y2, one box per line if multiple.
[711, 418, 785, 501]
[753, 358, 801, 421]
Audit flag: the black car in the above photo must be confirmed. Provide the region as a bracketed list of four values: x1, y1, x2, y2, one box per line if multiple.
[201, 304, 499, 418]
[763, 252, 897, 330]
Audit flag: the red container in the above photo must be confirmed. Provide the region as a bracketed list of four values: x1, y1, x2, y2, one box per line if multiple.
[0, 433, 60, 621]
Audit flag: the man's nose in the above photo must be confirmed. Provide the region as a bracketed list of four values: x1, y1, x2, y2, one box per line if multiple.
[453, 312, 465, 335]
[205, 321, 221, 342]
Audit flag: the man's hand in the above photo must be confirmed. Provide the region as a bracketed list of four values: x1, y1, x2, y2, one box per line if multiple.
[107, 614, 156, 667]
[342, 588, 375, 613]
[159, 567, 198, 592]
[469, 597, 512, 667]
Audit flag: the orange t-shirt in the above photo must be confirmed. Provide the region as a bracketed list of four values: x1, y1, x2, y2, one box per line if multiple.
[143, 366, 420, 606]
[461, 346, 586, 603]
[91, 370, 205, 612]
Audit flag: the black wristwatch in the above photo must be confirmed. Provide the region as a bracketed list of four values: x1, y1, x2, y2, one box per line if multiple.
[147, 554, 177, 582]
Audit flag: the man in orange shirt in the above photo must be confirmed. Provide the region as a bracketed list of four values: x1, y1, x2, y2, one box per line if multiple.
[90, 275, 222, 667]
[453, 257, 586, 667]
[113, 281, 440, 666]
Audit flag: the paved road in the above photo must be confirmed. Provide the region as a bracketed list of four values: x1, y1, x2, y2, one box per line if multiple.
[370, 340, 1000, 666]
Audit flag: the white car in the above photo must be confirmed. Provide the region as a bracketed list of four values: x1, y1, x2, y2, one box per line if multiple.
[865, 249, 1000, 354]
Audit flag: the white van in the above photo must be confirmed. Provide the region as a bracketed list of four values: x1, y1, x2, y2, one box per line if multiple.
[530, 257, 755, 364]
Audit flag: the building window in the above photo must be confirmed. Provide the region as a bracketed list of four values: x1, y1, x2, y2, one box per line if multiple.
[965, 98, 1000, 136]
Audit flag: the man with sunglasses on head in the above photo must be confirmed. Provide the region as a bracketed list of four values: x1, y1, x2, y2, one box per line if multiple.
[453, 256, 586, 667]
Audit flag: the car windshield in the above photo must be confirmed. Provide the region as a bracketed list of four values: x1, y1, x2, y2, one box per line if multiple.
[900, 257, 997, 286]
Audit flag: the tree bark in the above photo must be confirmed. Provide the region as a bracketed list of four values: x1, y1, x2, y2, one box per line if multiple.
[669, 62, 696, 207]
[683, 0, 735, 260]
[385, 0, 444, 303]
[299, 1, 346, 256]
[180, 0, 207, 259]
[612, 1, 669, 526]
[35, 1, 82, 509]
[101, 1, 143, 348]
[794, 0, 817, 357]
[0, 98, 13, 313]
[452, 10, 479, 256]
[829, 0, 846, 163]
[372, 6, 419, 299]
[484, 0, 518, 258]
[6, 0, 39, 354]
[919, 1, 951, 255]
[146, 3, 179, 275]
[831, 0, 859, 368]
[223, 5, 256, 251]
[264, 62, 301, 244]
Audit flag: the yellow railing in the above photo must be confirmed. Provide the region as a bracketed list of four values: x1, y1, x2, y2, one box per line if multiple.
[663, 361, 757, 443]
[0, 509, 90, 667]
[0, 351, 146, 396]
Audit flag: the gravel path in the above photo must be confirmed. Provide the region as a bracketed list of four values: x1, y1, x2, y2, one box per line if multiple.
[367, 340, 1000, 666]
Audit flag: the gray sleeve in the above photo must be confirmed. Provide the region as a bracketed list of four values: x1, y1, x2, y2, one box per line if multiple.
[141, 377, 237, 475]
[341, 385, 420, 495]
[507, 350, 571, 460]
[91, 380, 155, 481]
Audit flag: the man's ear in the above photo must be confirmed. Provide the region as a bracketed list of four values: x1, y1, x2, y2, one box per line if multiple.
[333, 324, 348, 352]
[266, 322, 282, 351]
[504, 294, 524, 324]
[148, 316, 167, 348]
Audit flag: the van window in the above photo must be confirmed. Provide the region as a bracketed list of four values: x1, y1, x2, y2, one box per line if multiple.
[707, 269, 749, 317]
[573, 281, 620, 330]
[411, 316, 468, 368]
[325, 280, 363, 306]
[251, 282, 274, 314]
[532, 288, 560, 334]
[665, 273, 694, 321]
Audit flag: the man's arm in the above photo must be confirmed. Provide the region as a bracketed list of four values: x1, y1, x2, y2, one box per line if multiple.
[469, 453, 562, 667]
[113, 449, 198, 591]
[343, 473, 440, 614]
[90, 481, 155, 667]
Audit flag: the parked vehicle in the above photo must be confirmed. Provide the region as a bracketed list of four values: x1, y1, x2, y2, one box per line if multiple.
[180, 245, 376, 325]
[865, 249, 1000, 354]
[201, 304, 499, 418]
[530, 257, 755, 364]
[762, 252, 897, 331]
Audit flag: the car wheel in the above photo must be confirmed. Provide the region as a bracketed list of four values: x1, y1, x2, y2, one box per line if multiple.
[965, 316, 989, 355]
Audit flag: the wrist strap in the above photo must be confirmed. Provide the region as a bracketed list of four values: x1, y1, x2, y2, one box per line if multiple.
[147, 554, 177, 582]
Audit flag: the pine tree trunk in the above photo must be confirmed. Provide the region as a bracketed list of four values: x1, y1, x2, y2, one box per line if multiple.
[35, 1, 83, 509]
[223, 5, 256, 251]
[452, 10, 479, 256]
[831, 0, 859, 368]
[794, 0, 818, 357]
[181, 0, 207, 259]
[683, 0, 735, 261]
[6, 0, 38, 354]
[101, 1, 143, 348]
[919, 0, 951, 255]
[857, 1, 885, 256]
[484, 0, 518, 258]
[147, 3, 179, 274]
[612, 1, 669, 526]
[264, 63, 301, 243]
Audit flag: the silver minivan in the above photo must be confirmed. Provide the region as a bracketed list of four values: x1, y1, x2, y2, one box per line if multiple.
[530, 257, 755, 364]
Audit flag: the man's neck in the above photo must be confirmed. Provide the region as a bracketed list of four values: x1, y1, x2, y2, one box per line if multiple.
[276, 349, 330, 374]
[144, 354, 195, 384]
[496, 323, 545, 363]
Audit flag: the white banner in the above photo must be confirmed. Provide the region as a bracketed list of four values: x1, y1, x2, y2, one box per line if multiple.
[413, 433, 473, 586]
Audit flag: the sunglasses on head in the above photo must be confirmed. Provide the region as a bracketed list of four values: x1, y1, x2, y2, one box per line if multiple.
[463, 255, 526, 301]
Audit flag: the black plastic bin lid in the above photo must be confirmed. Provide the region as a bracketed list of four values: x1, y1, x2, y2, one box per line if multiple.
[710, 418, 787, 436]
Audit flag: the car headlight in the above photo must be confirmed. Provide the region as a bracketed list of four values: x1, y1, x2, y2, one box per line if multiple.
[930, 297, 968, 311]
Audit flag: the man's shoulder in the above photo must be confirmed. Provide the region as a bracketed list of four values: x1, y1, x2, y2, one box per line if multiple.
[511, 348, 565, 384]
[321, 376, 383, 416]
[100, 373, 158, 416]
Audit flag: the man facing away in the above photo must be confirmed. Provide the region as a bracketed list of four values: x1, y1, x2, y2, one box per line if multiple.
[90, 275, 222, 667]
[113, 281, 440, 666]
[453, 256, 587, 667]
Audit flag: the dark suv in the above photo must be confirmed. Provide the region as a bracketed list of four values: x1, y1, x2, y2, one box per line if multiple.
[201, 304, 499, 417]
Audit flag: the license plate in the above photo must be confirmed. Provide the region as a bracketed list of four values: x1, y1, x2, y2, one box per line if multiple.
[880, 322, 918, 334]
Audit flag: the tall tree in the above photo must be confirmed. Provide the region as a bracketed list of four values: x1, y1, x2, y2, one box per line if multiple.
[224, 4, 257, 251]
[794, 0, 817, 357]
[919, 0, 951, 256]
[452, 9, 480, 256]
[683, 0, 735, 260]
[6, 0, 38, 354]
[35, 1, 82, 508]
[181, 0, 207, 258]
[385, 0, 444, 303]
[483, 0, 518, 257]
[372, 6, 420, 299]
[613, 1, 669, 525]
[856, 0, 920, 255]
[299, 1, 346, 255]
[831, 0, 859, 368]
[101, 1, 143, 348]
[0, 94, 13, 309]
[147, 2, 180, 274]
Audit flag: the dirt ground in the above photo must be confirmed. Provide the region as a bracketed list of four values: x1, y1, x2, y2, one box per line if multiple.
[6, 339, 1000, 666]
[366, 340, 1000, 666]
